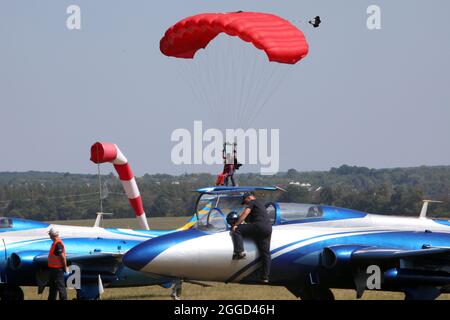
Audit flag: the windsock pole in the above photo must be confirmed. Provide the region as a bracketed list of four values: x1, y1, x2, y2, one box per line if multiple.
[90, 142, 149, 230]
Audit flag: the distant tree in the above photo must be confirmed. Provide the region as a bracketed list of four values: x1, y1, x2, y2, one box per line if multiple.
[319, 186, 334, 205]
[286, 169, 298, 179]
[279, 185, 311, 203]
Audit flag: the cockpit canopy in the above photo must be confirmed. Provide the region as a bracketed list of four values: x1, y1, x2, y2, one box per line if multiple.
[277, 203, 323, 223]
[195, 193, 264, 232]
[193, 187, 324, 233]
[0, 217, 49, 231]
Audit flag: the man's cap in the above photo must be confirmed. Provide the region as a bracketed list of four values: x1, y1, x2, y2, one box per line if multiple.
[48, 227, 59, 237]
[242, 192, 254, 204]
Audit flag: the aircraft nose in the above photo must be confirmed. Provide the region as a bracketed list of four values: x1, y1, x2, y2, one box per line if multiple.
[123, 229, 206, 272]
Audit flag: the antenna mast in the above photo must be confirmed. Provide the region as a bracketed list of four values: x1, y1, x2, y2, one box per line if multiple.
[97, 144, 103, 213]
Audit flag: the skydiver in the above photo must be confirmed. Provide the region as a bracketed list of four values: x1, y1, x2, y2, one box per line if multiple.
[223, 163, 235, 186]
[47, 228, 68, 300]
[230, 192, 272, 284]
[309, 16, 321, 28]
[222, 145, 237, 186]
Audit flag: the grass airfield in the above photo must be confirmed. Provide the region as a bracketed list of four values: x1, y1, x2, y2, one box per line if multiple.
[21, 217, 448, 300]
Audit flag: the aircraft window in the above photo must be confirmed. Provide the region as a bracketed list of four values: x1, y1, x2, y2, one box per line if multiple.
[216, 195, 245, 215]
[195, 193, 246, 232]
[0, 217, 13, 228]
[278, 203, 323, 223]
[194, 192, 277, 231]
[207, 208, 228, 231]
[196, 194, 216, 221]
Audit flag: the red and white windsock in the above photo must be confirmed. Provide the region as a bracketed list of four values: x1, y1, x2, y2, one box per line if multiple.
[90, 142, 149, 230]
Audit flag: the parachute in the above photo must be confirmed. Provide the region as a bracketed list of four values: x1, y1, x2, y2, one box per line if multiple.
[90, 142, 149, 230]
[160, 12, 309, 64]
[160, 11, 310, 130]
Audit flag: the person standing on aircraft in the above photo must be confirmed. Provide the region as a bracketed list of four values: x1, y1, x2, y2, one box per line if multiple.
[47, 228, 68, 300]
[222, 147, 236, 186]
[230, 192, 272, 283]
[221, 143, 242, 186]
[223, 163, 235, 186]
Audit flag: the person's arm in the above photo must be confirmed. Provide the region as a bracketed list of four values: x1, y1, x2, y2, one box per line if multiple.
[232, 207, 251, 231]
[54, 243, 69, 272]
[59, 255, 68, 273]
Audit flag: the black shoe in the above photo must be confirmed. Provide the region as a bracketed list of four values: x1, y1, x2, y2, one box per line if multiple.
[232, 252, 247, 260]
[260, 277, 269, 284]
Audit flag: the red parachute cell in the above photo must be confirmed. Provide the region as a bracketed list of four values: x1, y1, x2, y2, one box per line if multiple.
[160, 11, 309, 64]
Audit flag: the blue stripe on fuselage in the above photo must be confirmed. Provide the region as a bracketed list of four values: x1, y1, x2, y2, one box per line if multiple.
[123, 229, 208, 271]
[106, 228, 172, 239]
[257, 230, 450, 283]
[225, 229, 390, 283]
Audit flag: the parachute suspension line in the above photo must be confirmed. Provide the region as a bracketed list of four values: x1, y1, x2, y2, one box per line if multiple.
[215, 47, 227, 128]
[177, 58, 217, 127]
[235, 44, 260, 128]
[240, 62, 280, 127]
[206, 43, 224, 127]
[218, 38, 233, 129]
[214, 39, 223, 128]
[235, 44, 255, 128]
[236, 50, 261, 128]
[229, 38, 242, 129]
[247, 66, 293, 128]
[189, 60, 214, 124]
[194, 50, 221, 127]
[176, 63, 198, 110]
[160, 11, 310, 129]
[237, 56, 272, 128]
[187, 58, 214, 123]
[233, 43, 246, 127]
[237, 51, 274, 129]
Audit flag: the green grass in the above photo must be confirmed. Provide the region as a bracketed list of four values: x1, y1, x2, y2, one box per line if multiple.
[29, 217, 448, 300]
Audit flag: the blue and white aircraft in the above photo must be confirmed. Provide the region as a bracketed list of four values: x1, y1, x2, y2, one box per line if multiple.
[0, 214, 182, 300]
[124, 187, 450, 300]
[0, 186, 281, 300]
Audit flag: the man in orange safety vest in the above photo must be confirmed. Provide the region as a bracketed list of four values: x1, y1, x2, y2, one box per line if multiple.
[47, 227, 68, 300]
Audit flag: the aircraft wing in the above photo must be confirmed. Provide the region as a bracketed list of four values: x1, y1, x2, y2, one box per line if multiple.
[34, 252, 123, 274]
[324, 244, 450, 268]
[352, 246, 450, 261]
[32, 252, 126, 294]
[323, 244, 450, 298]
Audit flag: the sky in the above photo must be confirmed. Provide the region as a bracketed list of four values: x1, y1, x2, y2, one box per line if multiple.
[0, 0, 449, 176]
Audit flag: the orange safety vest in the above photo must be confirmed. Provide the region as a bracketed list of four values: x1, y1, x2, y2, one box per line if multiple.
[48, 239, 66, 269]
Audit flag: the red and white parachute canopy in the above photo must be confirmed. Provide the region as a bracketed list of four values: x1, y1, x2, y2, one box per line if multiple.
[90, 142, 149, 230]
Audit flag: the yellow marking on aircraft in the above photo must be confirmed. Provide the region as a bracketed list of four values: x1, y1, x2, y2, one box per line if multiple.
[177, 203, 213, 230]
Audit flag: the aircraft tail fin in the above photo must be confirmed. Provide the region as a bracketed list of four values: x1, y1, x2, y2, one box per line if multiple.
[419, 200, 443, 219]
[93, 212, 113, 228]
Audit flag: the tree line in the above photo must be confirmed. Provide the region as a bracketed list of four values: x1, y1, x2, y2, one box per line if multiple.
[0, 165, 449, 221]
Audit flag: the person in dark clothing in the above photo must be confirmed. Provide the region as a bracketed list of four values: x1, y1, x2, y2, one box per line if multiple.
[230, 192, 272, 283]
[47, 228, 68, 300]
[309, 16, 321, 28]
